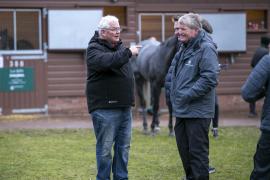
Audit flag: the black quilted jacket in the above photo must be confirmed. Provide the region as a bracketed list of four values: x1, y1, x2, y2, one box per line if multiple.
[242, 55, 270, 132]
[86, 31, 134, 113]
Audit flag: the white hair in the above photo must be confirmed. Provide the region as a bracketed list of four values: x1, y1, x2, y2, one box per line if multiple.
[178, 13, 202, 30]
[98, 15, 119, 34]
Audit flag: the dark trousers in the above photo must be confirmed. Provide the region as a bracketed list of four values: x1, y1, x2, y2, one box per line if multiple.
[175, 118, 211, 180]
[212, 95, 219, 128]
[249, 102, 257, 114]
[212, 103, 219, 128]
[250, 131, 270, 180]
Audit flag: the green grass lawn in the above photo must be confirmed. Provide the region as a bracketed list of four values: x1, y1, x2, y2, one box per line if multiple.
[0, 127, 259, 180]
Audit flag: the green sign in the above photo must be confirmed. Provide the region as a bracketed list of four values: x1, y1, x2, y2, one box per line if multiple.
[0, 67, 34, 92]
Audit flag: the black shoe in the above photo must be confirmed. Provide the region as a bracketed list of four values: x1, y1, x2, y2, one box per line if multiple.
[209, 166, 216, 174]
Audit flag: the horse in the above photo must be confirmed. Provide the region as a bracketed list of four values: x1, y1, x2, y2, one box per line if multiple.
[0, 29, 34, 50]
[131, 36, 178, 135]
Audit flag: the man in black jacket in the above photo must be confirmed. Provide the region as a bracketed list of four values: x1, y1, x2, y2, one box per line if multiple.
[86, 15, 140, 180]
[248, 36, 270, 117]
[241, 55, 270, 180]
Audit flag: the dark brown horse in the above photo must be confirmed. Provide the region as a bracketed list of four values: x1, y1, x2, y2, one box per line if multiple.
[131, 36, 178, 135]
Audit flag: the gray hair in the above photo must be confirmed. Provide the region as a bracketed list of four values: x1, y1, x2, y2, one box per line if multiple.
[98, 15, 119, 33]
[178, 13, 202, 30]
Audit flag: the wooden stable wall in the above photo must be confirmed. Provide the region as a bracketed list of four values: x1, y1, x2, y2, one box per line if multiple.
[0, 0, 270, 101]
[217, 33, 268, 94]
[0, 0, 137, 99]
[45, 1, 137, 97]
[135, 0, 270, 95]
[47, 0, 270, 97]
[0, 56, 48, 114]
[47, 52, 86, 97]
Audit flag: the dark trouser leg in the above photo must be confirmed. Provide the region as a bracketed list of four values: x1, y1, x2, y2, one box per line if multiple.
[187, 118, 211, 180]
[250, 131, 270, 180]
[175, 118, 191, 177]
[212, 103, 219, 128]
[249, 102, 256, 114]
[167, 101, 174, 135]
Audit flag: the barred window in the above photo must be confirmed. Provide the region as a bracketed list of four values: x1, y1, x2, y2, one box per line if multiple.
[139, 13, 184, 42]
[0, 9, 42, 53]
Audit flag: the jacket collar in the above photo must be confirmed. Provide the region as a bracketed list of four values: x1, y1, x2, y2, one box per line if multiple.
[89, 31, 122, 50]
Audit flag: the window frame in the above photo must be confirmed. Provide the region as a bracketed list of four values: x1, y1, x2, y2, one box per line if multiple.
[0, 9, 43, 55]
[138, 13, 184, 42]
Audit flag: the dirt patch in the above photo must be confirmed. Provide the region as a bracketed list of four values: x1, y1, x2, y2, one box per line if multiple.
[0, 114, 45, 122]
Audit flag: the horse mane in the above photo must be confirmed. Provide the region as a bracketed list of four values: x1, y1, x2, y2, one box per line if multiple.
[160, 36, 178, 47]
[155, 36, 178, 73]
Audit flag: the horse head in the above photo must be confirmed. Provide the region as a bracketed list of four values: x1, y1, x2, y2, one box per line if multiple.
[0, 29, 14, 50]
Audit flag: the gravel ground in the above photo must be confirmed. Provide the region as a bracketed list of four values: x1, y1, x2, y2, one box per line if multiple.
[0, 113, 260, 130]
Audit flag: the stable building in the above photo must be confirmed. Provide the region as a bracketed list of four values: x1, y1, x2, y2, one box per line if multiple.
[0, 0, 269, 115]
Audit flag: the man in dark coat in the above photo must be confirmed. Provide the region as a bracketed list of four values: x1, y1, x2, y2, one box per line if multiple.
[248, 36, 270, 117]
[86, 15, 140, 180]
[167, 13, 219, 180]
[241, 55, 270, 180]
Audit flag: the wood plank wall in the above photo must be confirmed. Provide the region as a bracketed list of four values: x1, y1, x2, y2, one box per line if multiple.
[135, 1, 270, 95]
[0, 0, 269, 98]
[46, 1, 136, 97]
[0, 58, 48, 114]
[47, 52, 86, 97]
[0, 0, 136, 98]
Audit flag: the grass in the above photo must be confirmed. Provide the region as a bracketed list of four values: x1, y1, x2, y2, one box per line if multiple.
[0, 127, 259, 180]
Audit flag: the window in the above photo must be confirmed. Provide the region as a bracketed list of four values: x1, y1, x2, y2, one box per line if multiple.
[247, 10, 267, 32]
[139, 13, 183, 42]
[141, 15, 162, 41]
[165, 15, 178, 39]
[0, 9, 42, 54]
[103, 6, 127, 27]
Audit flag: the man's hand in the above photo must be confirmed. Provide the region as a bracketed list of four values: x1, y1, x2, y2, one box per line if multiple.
[129, 45, 142, 56]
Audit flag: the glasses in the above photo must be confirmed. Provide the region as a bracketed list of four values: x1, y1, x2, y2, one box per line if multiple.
[102, 27, 122, 32]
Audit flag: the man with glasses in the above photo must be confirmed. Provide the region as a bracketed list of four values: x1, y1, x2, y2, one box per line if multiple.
[86, 15, 140, 180]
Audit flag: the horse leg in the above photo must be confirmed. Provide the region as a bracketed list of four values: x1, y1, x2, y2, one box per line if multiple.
[167, 101, 174, 136]
[135, 74, 148, 133]
[150, 82, 162, 135]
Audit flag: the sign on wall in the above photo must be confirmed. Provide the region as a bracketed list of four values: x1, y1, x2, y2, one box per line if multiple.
[48, 9, 103, 50]
[0, 67, 34, 92]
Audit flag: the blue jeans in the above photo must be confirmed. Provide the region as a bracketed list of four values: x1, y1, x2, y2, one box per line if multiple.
[91, 107, 132, 180]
